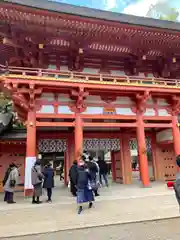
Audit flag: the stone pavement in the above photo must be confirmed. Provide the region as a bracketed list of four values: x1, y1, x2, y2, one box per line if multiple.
[5, 218, 180, 240]
[0, 182, 179, 238]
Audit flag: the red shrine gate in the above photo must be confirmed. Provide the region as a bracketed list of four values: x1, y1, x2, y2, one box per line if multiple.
[1, 1, 180, 195]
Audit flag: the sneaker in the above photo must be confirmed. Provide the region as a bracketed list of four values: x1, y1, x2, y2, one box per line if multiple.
[88, 202, 93, 209]
[32, 200, 37, 204]
[78, 206, 83, 214]
[7, 201, 16, 204]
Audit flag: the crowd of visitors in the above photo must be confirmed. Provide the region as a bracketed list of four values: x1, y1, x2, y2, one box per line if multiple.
[2, 153, 109, 214]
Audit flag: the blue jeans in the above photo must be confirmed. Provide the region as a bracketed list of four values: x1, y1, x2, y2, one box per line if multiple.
[100, 174, 108, 186]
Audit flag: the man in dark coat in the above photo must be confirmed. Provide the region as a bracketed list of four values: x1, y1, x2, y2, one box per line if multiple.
[69, 160, 78, 197]
[97, 157, 109, 187]
[43, 162, 54, 202]
[87, 156, 100, 196]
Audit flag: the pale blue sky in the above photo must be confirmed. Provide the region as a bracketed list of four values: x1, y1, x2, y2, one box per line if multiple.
[49, 0, 180, 21]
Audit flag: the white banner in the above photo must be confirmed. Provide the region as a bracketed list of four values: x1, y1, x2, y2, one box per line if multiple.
[24, 157, 36, 189]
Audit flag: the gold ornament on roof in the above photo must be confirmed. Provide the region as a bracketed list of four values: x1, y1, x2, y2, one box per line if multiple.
[39, 44, 44, 49]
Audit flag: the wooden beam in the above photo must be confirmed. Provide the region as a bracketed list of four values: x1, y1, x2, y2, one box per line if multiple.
[5, 76, 180, 94]
[36, 113, 75, 119]
[144, 123, 172, 128]
[36, 121, 75, 127]
[82, 114, 136, 120]
[143, 116, 172, 121]
[83, 122, 137, 127]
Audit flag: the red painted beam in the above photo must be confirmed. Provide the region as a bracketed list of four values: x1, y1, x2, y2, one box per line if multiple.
[36, 113, 75, 119]
[5, 77, 180, 94]
[36, 121, 75, 127]
[143, 116, 172, 121]
[144, 123, 172, 128]
[82, 114, 136, 120]
[83, 122, 137, 127]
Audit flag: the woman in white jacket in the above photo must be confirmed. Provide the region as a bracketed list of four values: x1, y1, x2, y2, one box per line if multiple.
[3, 163, 19, 204]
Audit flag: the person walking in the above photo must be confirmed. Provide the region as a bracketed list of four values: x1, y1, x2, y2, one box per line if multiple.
[76, 161, 94, 214]
[43, 162, 54, 202]
[31, 160, 44, 204]
[69, 160, 78, 197]
[87, 156, 100, 196]
[59, 162, 64, 181]
[97, 157, 109, 187]
[3, 163, 19, 204]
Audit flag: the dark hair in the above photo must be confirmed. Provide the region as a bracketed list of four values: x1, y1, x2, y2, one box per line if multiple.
[9, 163, 16, 168]
[73, 160, 78, 165]
[176, 155, 180, 167]
[47, 162, 52, 167]
[35, 160, 41, 166]
[81, 155, 86, 161]
[89, 156, 93, 161]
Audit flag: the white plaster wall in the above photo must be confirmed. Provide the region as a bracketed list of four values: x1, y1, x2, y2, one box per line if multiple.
[58, 94, 73, 103]
[60, 66, 69, 71]
[58, 106, 73, 114]
[146, 97, 154, 104]
[39, 93, 55, 101]
[158, 109, 170, 116]
[157, 98, 169, 106]
[116, 108, 136, 115]
[156, 129, 173, 143]
[37, 105, 54, 114]
[47, 65, 56, 69]
[82, 107, 103, 114]
[82, 68, 99, 74]
[110, 70, 125, 76]
[143, 108, 156, 116]
[85, 95, 104, 104]
[115, 97, 133, 104]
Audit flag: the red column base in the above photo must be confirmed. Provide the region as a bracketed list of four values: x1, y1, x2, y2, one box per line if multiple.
[24, 188, 34, 197]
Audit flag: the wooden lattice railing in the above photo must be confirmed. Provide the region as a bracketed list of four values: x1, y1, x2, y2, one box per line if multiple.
[0, 64, 180, 87]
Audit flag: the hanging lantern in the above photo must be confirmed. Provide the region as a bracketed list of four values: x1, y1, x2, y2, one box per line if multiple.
[79, 48, 83, 54]
[172, 57, 176, 63]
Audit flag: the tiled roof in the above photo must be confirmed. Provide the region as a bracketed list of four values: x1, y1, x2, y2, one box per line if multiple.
[4, 0, 180, 31]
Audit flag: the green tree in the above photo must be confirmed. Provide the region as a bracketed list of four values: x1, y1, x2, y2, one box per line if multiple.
[146, 2, 179, 22]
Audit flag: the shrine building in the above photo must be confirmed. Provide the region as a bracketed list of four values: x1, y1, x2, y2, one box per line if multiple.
[0, 0, 180, 195]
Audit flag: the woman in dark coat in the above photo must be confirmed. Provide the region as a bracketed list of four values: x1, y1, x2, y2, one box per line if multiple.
[43, 162, 54, 202]
[69, 160, 78, 197]
[76, 161, 94, 214]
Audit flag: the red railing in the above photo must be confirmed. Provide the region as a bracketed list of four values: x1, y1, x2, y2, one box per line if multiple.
[0, 64, 180, 87]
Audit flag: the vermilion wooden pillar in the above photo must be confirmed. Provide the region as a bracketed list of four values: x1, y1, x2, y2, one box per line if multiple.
[74, 113, 83, 163]
[68, 136, 74, 167]
[24, 111, 36, 196]
[172, 114, 180, 156]
[136, 114, 150, 187]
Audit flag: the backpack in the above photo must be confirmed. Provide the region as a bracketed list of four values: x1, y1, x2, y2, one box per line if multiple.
[174, 178, 180, 205]
[2, 168, 11, 186]
[87, 161, 98, 173]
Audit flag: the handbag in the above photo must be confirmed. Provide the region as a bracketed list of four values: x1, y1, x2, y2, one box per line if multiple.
[34, 167, 43, 182]
[9, 180, 16, 188]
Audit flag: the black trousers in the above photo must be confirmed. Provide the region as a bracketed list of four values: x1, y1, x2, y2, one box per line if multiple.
[47, 188, 52, 201]
[70, 180, 77, 196]
[4, 191, 14, 203]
